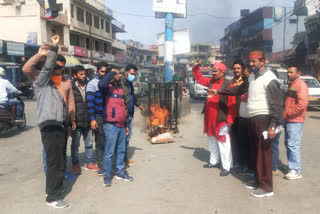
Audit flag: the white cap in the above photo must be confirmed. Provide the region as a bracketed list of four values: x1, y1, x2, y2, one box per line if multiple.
[0, 67, 5, 76]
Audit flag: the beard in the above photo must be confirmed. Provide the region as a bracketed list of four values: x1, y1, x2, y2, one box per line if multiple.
[77, 78, 86, 84]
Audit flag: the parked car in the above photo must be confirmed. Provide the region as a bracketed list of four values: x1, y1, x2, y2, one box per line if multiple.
[300, 76, 320, 107]
[189, 75, 212, 98]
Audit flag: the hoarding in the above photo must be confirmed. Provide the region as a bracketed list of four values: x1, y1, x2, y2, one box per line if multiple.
[0, 40, 3, 54]
[153, 0, 187, 18]
[7, 42, 25, 56]
[157, 29, 190, 57]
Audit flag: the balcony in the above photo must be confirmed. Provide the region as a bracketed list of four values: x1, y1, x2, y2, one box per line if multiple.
[112, 40, 126, 51]
[112, 20, 126, 33]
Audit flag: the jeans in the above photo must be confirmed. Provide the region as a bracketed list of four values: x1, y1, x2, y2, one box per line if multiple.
[2, 99, 22, 119]
[103, 123, 126, 178]
[272, 132, 281, 171]
[41, 125, 66, 202]
[95, 116, 105, 169]
[285, 122, 304, 173]
[71, 127, 94, 165]
[125, 115, 133, 160]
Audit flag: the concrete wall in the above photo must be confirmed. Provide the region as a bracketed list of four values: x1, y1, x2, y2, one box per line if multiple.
[0, 0, 41, 44]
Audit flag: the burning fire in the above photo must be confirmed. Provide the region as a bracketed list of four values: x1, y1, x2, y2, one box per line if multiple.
[149, 104, 168, 127]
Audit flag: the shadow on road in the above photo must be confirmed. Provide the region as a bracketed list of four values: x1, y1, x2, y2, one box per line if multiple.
[180, 145, 209, 163]
[127, 146, 143, 160]
[0, 125, 35, 139]
[309, 116, 320, 120]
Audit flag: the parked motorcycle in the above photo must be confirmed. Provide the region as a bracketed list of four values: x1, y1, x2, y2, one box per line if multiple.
[18, 82, 34, 99]
[0, 94, 26, 133]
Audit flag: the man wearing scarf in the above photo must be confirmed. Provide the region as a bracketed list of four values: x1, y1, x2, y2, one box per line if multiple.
[192, 59, 236, 176]
[212, 51, 283, 197]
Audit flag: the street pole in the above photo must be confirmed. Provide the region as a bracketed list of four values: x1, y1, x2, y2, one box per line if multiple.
[283, 7, 287, 52]
[165, 13, 174, 82]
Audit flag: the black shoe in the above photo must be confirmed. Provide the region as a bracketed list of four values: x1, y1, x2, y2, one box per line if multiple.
[203, 163, 220, 168]
[220, 169, 230, 176]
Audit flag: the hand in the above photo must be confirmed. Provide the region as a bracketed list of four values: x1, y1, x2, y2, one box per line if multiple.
[267, 128, 277, 139]
[207, 89, 218, 97]
[72, 121, 76, 130]
[139, 105, 144, 111]
[90, 120, 98, 130]
[126, 127, 129, 136]
[51, 34, 59, 46]
[38, 45, 49, 56]
[194, 58, 202, 66]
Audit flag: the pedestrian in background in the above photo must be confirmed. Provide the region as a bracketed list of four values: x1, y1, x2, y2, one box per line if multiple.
[86, 62, 108, 175]
[71, 65, 99, 175]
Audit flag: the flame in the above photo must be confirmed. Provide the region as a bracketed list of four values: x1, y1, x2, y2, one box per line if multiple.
[150, 104, 168, 127]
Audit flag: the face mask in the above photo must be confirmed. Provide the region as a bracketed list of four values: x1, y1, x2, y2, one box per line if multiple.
[51, 75, 62, 86]
[127, 74, 136, 82]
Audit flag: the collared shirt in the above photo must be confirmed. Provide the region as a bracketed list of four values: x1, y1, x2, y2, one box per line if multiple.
[232, 76, 244, 86]
[75, 81, 86, 101]
[0, 78, 19, 103]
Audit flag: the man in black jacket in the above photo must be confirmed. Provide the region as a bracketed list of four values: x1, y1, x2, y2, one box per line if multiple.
[71, 65, 99, 175]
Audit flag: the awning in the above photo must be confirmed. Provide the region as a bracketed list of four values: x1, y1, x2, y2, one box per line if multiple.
[65, 56, 81, 68]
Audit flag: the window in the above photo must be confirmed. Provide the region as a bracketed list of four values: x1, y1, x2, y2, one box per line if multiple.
[86, 11, 92, 26]
[105, 21, 110, 33]
[86, 38, 90, 49]
[101, 19, 104, 29]
[71, 4, 74, 18]
[95, 40, 100, 51]
[104, 43, 108, 53]
[77, 7, 84, 22]
[94, 16, 99, 29]
[70, 34, 81, 47]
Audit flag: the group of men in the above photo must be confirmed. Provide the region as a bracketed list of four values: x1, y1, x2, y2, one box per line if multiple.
[193, 50, 308, 198]
[24, 35, 142, 208]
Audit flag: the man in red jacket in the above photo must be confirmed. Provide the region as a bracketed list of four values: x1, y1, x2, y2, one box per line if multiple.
[193, 59, 236, 176]
[283, 65, 308, 180]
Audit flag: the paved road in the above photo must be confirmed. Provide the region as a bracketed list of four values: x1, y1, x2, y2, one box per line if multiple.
[1, 98, 320, 214]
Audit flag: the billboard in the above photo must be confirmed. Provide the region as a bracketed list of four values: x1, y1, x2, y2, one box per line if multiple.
[153, 0, 187, 18]
[157, 28, 190, 57]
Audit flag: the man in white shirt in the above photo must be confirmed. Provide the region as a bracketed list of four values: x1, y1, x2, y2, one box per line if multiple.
[0, 67, 22, 119]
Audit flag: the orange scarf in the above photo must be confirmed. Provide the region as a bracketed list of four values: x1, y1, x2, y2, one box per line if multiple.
[51, 76, 66, 103]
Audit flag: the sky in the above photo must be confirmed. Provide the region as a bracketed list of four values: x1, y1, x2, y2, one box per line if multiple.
[106, 0, 296, 45]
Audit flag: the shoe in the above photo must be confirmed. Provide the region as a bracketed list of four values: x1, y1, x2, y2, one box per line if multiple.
[250, 188, 274, 198]
[220, 169, 230, 176]
[116, 172, 134, 181]
[125, 159, 136, 166]
[97, 169, 104, 176]
[64, 172, 76, 181]
[285, 170, 302, 180]
[244, 180, 258, 190]
[104, 177, 112, 187]
[84, 163, 99, 171]
[46, 200, 69, 208]
[203, 163, 219, 168]
[272, 169, 281, 176]
[72, 164, 81, 175]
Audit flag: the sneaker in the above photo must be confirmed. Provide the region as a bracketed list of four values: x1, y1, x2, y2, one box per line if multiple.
[116, 172, 134, 181]
[97, 169, 104, 176]
[72, 164, 81, 175]
[64, 172, 76, 181]
[245, 180, 258, 190]
[285, 170, 302, 180]
[250, 188, 274, 198]
[46, 200, 69, 208]
[272, 169, 281, 176]
[84, 163, 99, 171]
[104, 177, 112, 187]
[125, 159, 136, 166]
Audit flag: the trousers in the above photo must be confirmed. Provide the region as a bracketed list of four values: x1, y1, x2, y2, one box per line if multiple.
[208, 135, 233, 171]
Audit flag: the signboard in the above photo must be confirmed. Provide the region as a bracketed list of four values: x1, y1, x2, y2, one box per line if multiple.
[0, 40, 3, 54]
[7, 42, 25, 56]
[88, 50, 113, 62]
[153, 0, 187, 18]
[27, 32, 37, 45]
[294, 0, 308, 16]
[72, 46, 88, 57]
[157, 28, 190, 57]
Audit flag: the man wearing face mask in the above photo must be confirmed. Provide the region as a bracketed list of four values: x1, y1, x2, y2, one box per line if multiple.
[121, 64, 144, 166]
[211, 51, 283, 197]
[34, 35, 73, 208]
[71, 65, 99, 175]
[98, 68, 132, 187]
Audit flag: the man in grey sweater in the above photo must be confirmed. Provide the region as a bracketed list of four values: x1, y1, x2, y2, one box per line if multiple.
[34, 35, 69, 208]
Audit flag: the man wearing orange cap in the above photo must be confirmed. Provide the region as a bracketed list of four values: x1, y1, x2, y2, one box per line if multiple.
[192, 59, 236, 176]
[211, 51, 283, 197]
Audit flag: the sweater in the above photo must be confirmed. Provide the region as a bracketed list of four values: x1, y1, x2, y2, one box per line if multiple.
[72, 81, 90, 128]
[86, 76, 104, 121]
[284, 77, 309, 123]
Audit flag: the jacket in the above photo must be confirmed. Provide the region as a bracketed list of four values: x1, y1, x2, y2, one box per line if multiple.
[86, 76, 104, 121]
[23, 52, 75, 124]
[284, 77, 309, 123]
[72, 81, 90, 128]
[121, 76, 141, 116]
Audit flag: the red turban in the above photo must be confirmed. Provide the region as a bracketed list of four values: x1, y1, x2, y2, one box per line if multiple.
[249, 51, 264, 59]
[213, 62, 227, 72]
